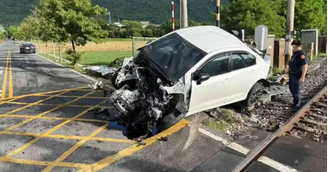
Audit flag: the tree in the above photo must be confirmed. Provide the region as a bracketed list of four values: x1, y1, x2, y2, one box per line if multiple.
[145, 24, 162, 37]
[160, 19, 180, 35]
[107, 23, 121, 38]
[121, 20, 143, 38]
[15, 11, 42, 41]
[188, 20, 201, 27]
[294, 0, 327, 35]
[141, 29, 153, 37]
[221, 0, 286, 38]
[7, 26, 18, 39]
[37, 0, 108, 52]
[0, 32, 5, 41]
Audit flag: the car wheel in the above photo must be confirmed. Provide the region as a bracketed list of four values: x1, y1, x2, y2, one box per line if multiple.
[244, 82, 264, 107]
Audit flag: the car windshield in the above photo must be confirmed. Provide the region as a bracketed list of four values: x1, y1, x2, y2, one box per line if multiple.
[138, 33, 207, 84]
[22, 43, 33, 47]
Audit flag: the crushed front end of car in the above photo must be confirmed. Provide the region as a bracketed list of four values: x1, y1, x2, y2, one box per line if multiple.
[92, 57, 188, 140]
[90, 32, 208, 140]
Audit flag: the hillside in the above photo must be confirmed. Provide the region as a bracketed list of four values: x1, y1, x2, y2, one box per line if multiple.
[0, 0, 229, 27]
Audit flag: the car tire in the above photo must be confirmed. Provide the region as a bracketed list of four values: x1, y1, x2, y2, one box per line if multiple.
[244, 82, 264, 107]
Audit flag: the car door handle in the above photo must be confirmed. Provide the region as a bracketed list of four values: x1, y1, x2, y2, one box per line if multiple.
[249, 70, 255, 74]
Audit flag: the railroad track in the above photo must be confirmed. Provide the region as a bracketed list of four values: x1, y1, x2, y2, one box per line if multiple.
[231, 85, 327, 172]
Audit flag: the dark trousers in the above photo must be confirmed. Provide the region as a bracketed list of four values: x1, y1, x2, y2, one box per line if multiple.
[289, 74, 302, 107]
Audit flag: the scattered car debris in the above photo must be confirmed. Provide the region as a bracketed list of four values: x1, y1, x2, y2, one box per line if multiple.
[84, 65, 117, 77]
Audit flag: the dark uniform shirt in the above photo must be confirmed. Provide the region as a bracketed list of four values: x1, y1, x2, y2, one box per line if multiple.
[289, 50, 308, 75]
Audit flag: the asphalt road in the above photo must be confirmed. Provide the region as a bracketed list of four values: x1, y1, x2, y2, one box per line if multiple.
[0, 40, 93, 98]
[0, 40, 324, 172]
[0, 40, 225, 172]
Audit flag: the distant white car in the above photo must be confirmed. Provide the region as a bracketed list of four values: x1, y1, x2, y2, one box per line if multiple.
[105, 26, 271, 139]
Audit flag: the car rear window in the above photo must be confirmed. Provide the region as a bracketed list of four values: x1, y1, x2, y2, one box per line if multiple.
[22, 43, 33, 47]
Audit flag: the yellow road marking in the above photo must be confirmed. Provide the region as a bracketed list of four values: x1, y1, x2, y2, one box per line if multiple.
[0, 90, 71, 115]
[2, 100, 105, 157]
[9, 51, 13, 98]
[0, 114, 107, 123]
[0, 156, 89, 168]
[2, 91, 95, 132]
[78, 119, 190, 172]
[2, 94, 106, 99]
[0, 87, 88, 102]
[0, 131, 133, 143]
[0, 101, 113, 108]
[1, 50, 10, 99]
[42, 123, 109, 172]
[0, 90, 72, 128]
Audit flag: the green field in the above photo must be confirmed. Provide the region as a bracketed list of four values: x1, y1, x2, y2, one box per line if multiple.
[79, 51, 132, 65]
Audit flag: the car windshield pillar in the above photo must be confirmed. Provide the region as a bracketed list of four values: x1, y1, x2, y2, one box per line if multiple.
[139, 33, 207, 84]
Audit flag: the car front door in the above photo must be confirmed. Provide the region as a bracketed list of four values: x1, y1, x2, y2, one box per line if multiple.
[187, 52, 232, 115]
[225, 52, 258, 104]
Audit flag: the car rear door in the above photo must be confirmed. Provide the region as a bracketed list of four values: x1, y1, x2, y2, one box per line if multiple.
[224, 51, 259, 104]
[187, 52, 232, 115]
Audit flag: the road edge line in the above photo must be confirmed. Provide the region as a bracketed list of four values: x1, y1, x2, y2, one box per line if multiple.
[36, 53, 97, 82]
[198, 128, 299, 172]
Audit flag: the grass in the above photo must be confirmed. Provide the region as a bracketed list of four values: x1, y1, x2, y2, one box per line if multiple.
[78, 51, 132, 66]
[203, 109, 238, 132]
[40, 53, 105, 80]
[34, 39, 148, 53]
[308, 53, 327, 65]
[101, 38, 132, 42]
[317, 53, 327, 58]
[272, 67, 286, 76]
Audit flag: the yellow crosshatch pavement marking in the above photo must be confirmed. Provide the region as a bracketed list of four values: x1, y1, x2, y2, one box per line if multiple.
[1, 50, 12, 99]
[0, 87, 190, 171]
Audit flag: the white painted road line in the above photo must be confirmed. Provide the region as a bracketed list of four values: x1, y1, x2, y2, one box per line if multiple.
[0, 67, 4, 98]
[36, 53, 97, 82]
[198, 128, 299, 172]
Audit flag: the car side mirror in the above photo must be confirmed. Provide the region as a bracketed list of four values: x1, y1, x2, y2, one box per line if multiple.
[194, 73, 210, 85]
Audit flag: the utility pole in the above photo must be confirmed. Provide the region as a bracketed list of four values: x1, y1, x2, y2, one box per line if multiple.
[180, 0, 188, 28]
[172, 2, 175, 31]
[216, 0, 220, 27]
[285, 0, 295, 64]
[108, 12, 111, 24]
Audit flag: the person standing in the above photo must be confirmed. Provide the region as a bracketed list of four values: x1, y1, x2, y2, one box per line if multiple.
[288, 40, 308, 110]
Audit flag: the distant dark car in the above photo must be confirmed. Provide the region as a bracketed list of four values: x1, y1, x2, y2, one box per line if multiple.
[19, 42, 36, 54]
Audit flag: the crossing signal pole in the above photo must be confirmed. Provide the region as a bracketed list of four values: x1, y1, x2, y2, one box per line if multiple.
[216, 0, 220, 27]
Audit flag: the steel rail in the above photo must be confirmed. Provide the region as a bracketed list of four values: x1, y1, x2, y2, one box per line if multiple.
[231, 85, 327, 172]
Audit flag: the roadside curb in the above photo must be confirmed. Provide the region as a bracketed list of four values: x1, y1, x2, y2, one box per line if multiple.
[36, 53, 97, 82]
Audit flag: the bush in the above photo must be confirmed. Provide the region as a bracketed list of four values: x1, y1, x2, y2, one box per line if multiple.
[141, 29, 153, 37]
[65, 49, 83, 65]
[119, 29, 128, 38]
[132, 32, 142, 37]
[108, 31, 115, 38]
[272, 67, 286, 76]
[109, 58, 124, 68]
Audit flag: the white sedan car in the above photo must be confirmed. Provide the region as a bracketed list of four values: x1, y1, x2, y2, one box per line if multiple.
[105, 26, 271, 139]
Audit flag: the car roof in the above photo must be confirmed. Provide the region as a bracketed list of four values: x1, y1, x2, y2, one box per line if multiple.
[174, 26, 247, 53]
[22, 42, 33, 45]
